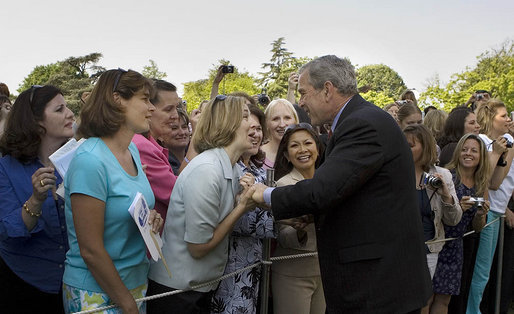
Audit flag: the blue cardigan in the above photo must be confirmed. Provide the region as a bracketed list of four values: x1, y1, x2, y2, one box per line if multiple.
[0, 155, 68, 293]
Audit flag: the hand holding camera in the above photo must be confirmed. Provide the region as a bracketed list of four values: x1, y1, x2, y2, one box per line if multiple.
[424, 172, 453, 203]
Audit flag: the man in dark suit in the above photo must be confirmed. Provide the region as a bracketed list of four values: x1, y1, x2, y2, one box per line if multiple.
[253, 55, 432, 313]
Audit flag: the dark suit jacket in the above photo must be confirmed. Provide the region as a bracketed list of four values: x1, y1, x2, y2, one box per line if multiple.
[271, 94, 432, 313]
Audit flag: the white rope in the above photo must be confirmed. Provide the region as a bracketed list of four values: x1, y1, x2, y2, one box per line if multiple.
[73, 252, 316, 314]
[425, 215, 502, 245]
[74, 215, 500, 313]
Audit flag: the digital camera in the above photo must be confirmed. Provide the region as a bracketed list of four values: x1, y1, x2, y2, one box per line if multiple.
[222, 65, 234, 73]
[504, 137, 513, 148]
[258, 88, 269, 106]
[469, 197, 485, 208]
[423, 173, 443, 189]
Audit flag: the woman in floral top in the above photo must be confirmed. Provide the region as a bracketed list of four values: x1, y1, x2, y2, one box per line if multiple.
[211, 101, 276, 314]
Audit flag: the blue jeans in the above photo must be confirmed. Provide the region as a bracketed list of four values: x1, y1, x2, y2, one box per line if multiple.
[466, 210, 501, 314]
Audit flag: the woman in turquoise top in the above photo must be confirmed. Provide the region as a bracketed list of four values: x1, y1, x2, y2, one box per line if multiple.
[63, 69, 163, 314]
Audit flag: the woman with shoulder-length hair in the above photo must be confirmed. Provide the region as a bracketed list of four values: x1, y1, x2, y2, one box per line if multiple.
[147, 95, 256, 314]
[438, 107, 481, 167]
[403, 124, 462, 314]
[271, 122, 326, 314]
[431, 133, 490, 313]
[397, 103, 423, 130]
[0, 85, 74, 312]
[466, 99, 514, 313]
[63, 69, 163, 314]
[261, 99, 299, 169]
[211, 97, 276, 314]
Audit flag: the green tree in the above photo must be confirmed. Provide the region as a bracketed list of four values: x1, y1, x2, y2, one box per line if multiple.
[356, 64, 407, 100]
[258, 37, 311, 100]
[356, 64, 407, 108]
[19, 53, 105, 114]
[182, 60, 260, 111]
[142, 59, 167, 80]
[359, 90, 396, 108]
[419, 40, 514, 112]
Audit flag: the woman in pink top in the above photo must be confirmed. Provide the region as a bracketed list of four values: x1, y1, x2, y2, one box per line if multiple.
[132, 80, 179, 223]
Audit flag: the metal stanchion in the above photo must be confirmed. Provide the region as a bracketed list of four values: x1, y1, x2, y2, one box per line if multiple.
[494, 215, 505, 314]
[260, 168, 275, 314]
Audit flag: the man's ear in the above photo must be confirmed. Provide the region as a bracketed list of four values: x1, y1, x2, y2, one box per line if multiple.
[324, 81, 335, 101]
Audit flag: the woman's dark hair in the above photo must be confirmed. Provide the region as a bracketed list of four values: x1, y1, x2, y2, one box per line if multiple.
[78, 69, 154, 138]
[0, 83, 9, 97]
[403, 124, 438, 172]
[438, 106, 473, 148]
[274, 123, 324, 181]
[0, 85, 62, 162]
[247, 104, 266, 167]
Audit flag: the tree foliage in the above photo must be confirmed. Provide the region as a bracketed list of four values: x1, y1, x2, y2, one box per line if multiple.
[357, 64, 407, 100]
[356, 64, 407, 108]
[182, 60, 260, 111]
[258, 37, 311, 100]
[419, 40, 514, 112]
[142, 59, 167, 80]
[19, 53, 105, 114]
[359, 90, 396, 108]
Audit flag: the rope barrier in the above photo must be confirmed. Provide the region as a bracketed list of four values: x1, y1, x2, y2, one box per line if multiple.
[73, 214, 500, 313]
[425, 215, 502, 245]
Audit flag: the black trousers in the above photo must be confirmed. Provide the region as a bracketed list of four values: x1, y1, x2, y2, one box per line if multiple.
[146, 279, 214, 314]
[480, 207, 514, 314]
[0, 255, 64, 314]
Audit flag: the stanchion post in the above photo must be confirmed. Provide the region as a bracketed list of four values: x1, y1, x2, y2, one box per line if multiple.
[260, 168, 274, 314]
[494, 215, 505, 314]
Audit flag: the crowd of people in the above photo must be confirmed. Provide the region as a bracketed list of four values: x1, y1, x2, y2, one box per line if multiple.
[0, 55, 513, 314]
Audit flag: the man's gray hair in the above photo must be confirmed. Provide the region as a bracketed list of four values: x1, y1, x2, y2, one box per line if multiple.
[299, 55, 358, 96]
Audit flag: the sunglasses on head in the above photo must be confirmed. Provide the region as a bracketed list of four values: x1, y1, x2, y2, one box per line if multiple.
[284, 122, 314, 133]
[112, 68, 128, 92]
[29, 85, 43, 106]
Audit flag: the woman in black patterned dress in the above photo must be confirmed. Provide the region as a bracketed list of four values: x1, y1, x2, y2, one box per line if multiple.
[432, 133, 490, 313]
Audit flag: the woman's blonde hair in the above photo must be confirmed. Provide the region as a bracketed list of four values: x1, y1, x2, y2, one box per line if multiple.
[193, 95, 247, 153]
[446, 133, 490, 196]
[476, 99, 506, 137]
[423, 109, 448, 141]
[264, 99, 299, 129]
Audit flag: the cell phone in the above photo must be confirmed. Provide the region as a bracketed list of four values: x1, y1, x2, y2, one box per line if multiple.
[511, 111, 514, 121]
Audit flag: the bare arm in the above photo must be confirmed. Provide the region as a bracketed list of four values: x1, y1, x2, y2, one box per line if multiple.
[210, 66, 226, 100]
[286, 72, 298, 104]
[71, 194, 138, 314]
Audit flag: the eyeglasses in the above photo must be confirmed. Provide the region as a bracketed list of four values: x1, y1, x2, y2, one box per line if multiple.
[112, 68, 128, 92]
[29, 85, 43, 106]
[284, 122, 314, 133]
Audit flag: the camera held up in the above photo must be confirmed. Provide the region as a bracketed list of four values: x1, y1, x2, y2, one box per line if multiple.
[423, 173, 443, 189]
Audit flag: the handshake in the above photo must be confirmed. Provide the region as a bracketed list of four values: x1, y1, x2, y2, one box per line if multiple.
[238, 173, 271, 210]
[238, 174, 313, 228]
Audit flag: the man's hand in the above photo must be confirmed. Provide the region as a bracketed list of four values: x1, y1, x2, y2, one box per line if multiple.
[251, 183, 268, 205]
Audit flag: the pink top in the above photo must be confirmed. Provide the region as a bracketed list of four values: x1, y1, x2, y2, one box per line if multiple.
[132, 134, 177, 223]
[263, 157, 274, 170]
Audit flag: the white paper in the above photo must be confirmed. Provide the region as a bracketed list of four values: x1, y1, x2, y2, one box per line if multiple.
[128, 192, 163, 261]
[49, 138, 86, 178]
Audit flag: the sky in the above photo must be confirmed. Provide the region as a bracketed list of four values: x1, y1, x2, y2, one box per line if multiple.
[1, 0, 513, 98]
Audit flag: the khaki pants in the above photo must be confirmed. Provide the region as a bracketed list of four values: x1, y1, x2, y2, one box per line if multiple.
[272, 271, 326, 314]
